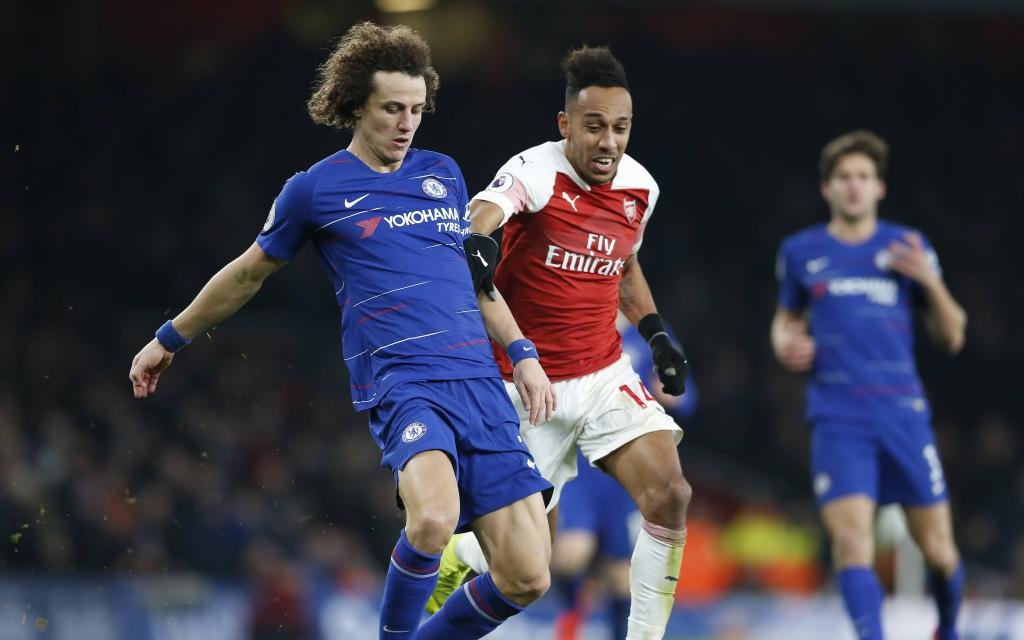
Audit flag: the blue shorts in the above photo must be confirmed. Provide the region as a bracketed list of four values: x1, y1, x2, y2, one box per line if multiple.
[810, 416, 948, 508]
[370, 378, 552, 533]
[557, 451, 639, 560]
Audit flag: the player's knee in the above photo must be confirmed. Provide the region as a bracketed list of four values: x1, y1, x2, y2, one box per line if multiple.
[638, 475, 691, 530]
[405, 509, 458, 554]
[830, 526, 873, 567]
[494, 565, 550, 606]
[917, 530, 959, 572]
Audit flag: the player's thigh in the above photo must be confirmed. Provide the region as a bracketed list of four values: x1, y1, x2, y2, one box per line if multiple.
[903, 501, 959, 566]
[576, 356, 685, 498]
[598, 429, 689, 522]
[472, 492, 551, 583]
[551, 530, 599, 576]
[397, 449, 460, 517]
[810, 420, 880, 507]
[507, 378, 585, 509]
[820, 494, 877, 566]
[877, 418, 949, 507]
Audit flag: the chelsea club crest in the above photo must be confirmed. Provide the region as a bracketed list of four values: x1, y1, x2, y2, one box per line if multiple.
[402, 421, 427, 443]
[421, 178, 447, 199]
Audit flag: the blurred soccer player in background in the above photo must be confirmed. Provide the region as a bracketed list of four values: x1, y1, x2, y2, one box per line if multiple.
[128, 21, 558, 640]
[430, 45, 692, 640]
[772, 130, 967, 640]
[552, 317, 698, 640]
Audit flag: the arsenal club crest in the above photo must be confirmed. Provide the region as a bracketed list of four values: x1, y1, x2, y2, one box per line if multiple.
[623, 198, 637, 223]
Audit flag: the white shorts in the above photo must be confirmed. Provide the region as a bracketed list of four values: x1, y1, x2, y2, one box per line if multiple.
[503, 352, 683, 509]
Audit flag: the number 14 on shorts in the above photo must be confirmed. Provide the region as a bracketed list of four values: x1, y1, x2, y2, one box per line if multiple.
[619, 383, 654, 408]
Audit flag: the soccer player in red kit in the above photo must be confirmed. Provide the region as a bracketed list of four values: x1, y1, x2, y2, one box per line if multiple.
[432, 45, 691, 640]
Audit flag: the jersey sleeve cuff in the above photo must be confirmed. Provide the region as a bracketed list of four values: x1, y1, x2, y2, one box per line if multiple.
[471, 191, 516, 227]
[256, 235, 294, 262]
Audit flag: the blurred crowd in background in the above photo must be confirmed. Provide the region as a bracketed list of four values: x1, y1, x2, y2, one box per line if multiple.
[3, 0, 1022, 630]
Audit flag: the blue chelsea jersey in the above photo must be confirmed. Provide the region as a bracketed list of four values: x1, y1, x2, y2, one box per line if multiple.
[776, 220, 941, 423]
[257, 148, 498, 411]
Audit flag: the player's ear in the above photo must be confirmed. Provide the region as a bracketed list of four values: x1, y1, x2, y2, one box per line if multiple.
[877, 180, 887, 201]
[557, 111, 570, 139]
[819, 181, 830, 201]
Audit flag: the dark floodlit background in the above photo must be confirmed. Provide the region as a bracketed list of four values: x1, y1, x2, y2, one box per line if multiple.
[3, 0, 1022, 638]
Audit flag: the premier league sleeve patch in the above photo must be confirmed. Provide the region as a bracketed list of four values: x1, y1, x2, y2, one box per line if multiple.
[487, 172, 515, 193]
[401, 421, 428, 443]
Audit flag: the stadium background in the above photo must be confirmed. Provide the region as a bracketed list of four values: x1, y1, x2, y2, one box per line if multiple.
[3, 0, 1022, 637]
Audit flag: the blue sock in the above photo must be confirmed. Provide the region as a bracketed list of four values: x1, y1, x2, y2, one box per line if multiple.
[929, 564, 964, 640]
[379, 529, 441, 640]
[415, 572, 523, 639]
[837, 566, 884, 640]
[557, 573, 585, 609]
[609, 596, 629, 640]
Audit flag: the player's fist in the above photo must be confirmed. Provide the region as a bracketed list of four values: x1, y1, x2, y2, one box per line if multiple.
[462, 233, 499, 301]
[776, 330, 816, 373]
[650, 334, 688, 396]
[129, 339, 174, 398]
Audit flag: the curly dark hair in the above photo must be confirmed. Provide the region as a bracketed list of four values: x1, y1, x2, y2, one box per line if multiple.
[307, 22, 440, 129]
[561, 45, 630, 108]
[819, 130, 890, 181]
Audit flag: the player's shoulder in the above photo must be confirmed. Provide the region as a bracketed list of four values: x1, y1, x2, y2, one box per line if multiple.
[406, 147, 462, 174]
[514, 140, 568, 166]
[780, 222, 829, 255]
[611, 152, 658, 192]
[876, 218, 920, 239]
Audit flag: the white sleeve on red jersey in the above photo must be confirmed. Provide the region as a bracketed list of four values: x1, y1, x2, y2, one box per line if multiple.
[611, 154, 660, 254]
[471, 141, 576, 227]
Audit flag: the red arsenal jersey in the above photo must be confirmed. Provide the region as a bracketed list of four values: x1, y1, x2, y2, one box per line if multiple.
[473, 140, 659, 381]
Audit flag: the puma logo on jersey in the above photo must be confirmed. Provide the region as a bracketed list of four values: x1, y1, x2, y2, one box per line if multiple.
[472, 250, 488, 267]
[561, 191, 581, 212]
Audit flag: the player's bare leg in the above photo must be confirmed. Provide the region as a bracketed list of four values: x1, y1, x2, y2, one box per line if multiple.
[821, 495, 884, 640]
[905, 502, 963, 640]
[416, 492, 550, 639]
[599, 430, 690, 640]
[379, 450, 460, 639]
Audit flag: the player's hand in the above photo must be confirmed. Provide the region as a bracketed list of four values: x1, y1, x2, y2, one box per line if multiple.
[650, 334, 688, 396]
[129, 339, 174, 398]
[777, 330, 816, 373]
[887, 232, 940, 288]
[463, 232, 499, 301]
[513, 357, 557, 426]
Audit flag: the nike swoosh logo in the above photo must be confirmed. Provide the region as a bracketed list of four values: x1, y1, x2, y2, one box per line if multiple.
[345, 193, 370, 208]
[523, 346, 533, 351]
[382, 626, 411, 633]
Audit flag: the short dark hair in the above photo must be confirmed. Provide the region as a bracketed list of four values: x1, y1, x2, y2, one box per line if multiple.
[307, 21, 440, 129]
[561, 45, 629, 107]
[819, 130, 890, 181]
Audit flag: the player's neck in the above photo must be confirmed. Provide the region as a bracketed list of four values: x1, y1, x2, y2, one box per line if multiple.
[827, 213, 877, 243]
[346, 140, 403, 174]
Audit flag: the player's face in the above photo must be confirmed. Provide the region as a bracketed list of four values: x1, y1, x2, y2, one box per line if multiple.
[821, 153, 886, 221]
[558, 86, 633, 185]
[350, 71, 426, 172]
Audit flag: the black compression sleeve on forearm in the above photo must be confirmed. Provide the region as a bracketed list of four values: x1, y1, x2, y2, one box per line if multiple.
[637, 313, 667, 345]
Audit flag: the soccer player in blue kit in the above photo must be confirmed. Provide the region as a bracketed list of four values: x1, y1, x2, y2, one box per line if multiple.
[128, 22, 556, 640]
[772, 130, 967, 640]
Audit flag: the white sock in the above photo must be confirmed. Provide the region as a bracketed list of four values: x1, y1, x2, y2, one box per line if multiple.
[454, 532, 490, 574]
[626, 520, 686, 640]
